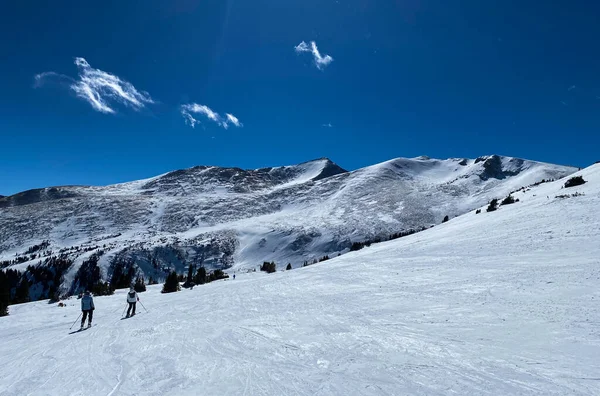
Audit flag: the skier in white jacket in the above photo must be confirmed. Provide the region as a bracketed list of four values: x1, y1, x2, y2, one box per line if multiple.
[126, 287, 139, 317]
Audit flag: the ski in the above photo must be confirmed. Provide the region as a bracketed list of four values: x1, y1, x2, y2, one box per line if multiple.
[68, 324, 96, 334]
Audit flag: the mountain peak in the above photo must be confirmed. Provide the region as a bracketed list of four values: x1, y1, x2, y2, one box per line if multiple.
[301, 158, 347, 181]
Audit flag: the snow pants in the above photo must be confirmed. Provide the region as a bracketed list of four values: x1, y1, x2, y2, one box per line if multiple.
[127, 302, 136, 316]
[81, 310, 93, 326]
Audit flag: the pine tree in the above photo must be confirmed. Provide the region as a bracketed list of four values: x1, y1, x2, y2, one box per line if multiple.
[487, 198, 499, 212]
[92, 281, 114, 296]
[286, 263, 292, 271]
[134, 276, 146, 292]
[501, 195, 516, 205]
[187, 265, 194, 283]
[15, 278, 30, 304]
[0, 270, 9, 316]
[260, 262, 276, 273]
[194, 267, 207, 285]
[183, 265, 196, 288]
[564, 176, 586, 188]
[442, 215, 449, 223]
[162, 271, 180, 293]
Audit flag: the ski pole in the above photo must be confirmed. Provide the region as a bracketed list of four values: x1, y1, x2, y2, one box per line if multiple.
[138, 299, 149, 313]
[69, 312, 82, 330]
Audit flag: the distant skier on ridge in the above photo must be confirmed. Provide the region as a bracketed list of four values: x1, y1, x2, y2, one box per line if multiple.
[80, 290, 94, 329]
[126, 287, 139, 318]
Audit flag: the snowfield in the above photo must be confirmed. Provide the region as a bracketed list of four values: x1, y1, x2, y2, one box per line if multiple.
[1, 164, 599, 395]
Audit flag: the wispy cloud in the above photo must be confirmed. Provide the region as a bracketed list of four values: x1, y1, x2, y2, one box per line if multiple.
[181, 103, 242, 129]
[33, 72, 72, 88]
[34, 57, 154, 114]
[322, 122, 333, 128]
[568, 85, 576, 91]
[295, 41, 334, 70]
[560, 101, 568, 106]
[225, 113, 242, 128]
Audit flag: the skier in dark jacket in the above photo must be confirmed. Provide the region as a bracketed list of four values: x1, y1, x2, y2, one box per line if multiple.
[80, 291, 95, 329]
[126, 287, 139, 317]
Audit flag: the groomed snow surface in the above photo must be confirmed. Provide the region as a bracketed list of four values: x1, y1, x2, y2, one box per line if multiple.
[1, 165, 599, 395]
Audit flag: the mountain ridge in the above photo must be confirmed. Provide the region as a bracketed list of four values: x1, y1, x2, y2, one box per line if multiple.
[0, 154, 578, 294]
[0, 154, 580, 201]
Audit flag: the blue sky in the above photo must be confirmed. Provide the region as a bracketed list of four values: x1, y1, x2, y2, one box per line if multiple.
[1, 0, 599, 195]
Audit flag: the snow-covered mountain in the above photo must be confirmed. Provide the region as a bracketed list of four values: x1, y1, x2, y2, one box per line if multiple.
[0, 155, 576, 292]
[1, 163, 597, 395]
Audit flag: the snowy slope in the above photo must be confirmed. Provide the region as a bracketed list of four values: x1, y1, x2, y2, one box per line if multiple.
[0, 155, 577, 292]
[0, 164, 598, 395]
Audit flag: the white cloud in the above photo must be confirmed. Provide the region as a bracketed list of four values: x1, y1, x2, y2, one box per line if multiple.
[34, 57, 154, 114]
[181, 103, 242, 129]
[568, 85, 576, 91]
[322, 122, 333, 128]
[33, 72, 72, 88]
[225, 113, 242, 127]
[295, 41, 334, 70]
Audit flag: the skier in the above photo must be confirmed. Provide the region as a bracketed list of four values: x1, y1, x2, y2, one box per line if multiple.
[126, 287, 139, 317]
[80, 290, 94, 329]
[233, 274, 236, 280]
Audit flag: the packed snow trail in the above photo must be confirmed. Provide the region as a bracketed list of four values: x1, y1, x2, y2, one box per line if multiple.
[0, 165, 599, 395]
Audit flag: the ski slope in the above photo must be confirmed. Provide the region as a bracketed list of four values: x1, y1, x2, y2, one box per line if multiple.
[1, 164, 598, 395]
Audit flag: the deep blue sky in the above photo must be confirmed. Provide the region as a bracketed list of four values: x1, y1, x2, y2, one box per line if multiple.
[1, 0, 599, 195]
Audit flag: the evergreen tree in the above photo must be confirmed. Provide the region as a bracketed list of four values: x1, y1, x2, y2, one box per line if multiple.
[442, 215, 449, 223]
[194, 267, 207, 285]
[14, 278, 30, 304]
[162, 271, 180, 293]
[187, 265, 194, 282]
[183, 265, 195, 288]
[208, 269, 228, 282]
[109, 259, 136, 290]
[564, 176, 586, 188]
[134, 276, 146, 292]
[260, 262, 277, 273]
[48, 284, 60, 303]
[286, 263, 292, 271]
[487, 198, 499, 212]
[0, 270, 9, 316]
[501, 195, 516, 205]
[92, 281, 114, 296]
